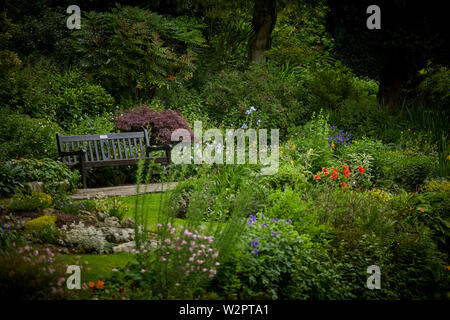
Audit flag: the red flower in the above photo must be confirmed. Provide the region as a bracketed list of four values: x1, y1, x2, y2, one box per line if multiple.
[96, 280, 104, 289]
[343, 169, 351, 178]
[330, 173, 338, 180]
[322, 168, 329, 175]
[343, 164, 349, 171]
[342, 182, 348, 188]
[358, 166, 364, 174]
[314, 174, 321, 180]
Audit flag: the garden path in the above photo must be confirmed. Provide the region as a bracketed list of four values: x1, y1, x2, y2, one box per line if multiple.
[69, 182, 178, 201]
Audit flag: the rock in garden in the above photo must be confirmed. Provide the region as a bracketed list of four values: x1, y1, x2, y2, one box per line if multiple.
[104, 216, 121, 228]
[112, 241, 136, 253]
[101, 227, 134, 243]
[42, 208, 57, 215]
[95, 211, 108, 222]
[121, 218, 135, 229]
[24, 181, 44, 193]
[48, 179, 70, 193]
[78, 210, 92, 216]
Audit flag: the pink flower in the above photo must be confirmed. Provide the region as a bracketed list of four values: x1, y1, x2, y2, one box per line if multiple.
[33, 250, 39, 256]
[197, 260, 204, 264]
[161, 257, 167, 261]
[57, 277, 65, 286]
[202, 268, 208, 272]
[157, 223, 162, 228]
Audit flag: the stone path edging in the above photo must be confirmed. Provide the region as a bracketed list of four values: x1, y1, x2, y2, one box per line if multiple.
[69, 182, 178, 201]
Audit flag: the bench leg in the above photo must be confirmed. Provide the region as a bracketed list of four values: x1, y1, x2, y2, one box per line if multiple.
[82, 168, 89, 189]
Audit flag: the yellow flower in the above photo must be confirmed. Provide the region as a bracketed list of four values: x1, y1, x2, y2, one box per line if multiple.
[291, 145, 295, 150]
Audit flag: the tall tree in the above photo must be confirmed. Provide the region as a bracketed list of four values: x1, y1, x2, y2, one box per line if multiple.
[248, 0, 277, 63]
[326, 0, 450, 109]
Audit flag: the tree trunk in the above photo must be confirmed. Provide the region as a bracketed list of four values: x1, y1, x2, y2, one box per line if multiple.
[377, 57, 412, 111]
[248, 0, 277, 64]
[377, 72, 403, 109]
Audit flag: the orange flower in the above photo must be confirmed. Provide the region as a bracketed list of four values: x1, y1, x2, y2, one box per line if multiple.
[166, 74, 175, 81]
[419, 208, 424, 213]
[88, 281, 95, 288]
[96, 280, 104, 289]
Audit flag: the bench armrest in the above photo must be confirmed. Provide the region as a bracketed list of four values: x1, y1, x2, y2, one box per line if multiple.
[146, 145, 171, 161]
[59, 149, 86, 163]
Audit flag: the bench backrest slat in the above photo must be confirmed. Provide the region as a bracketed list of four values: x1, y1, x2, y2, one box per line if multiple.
[56, 131, 152, 164]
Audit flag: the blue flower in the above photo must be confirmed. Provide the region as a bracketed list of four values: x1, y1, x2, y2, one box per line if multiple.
[241, 123, 248, 129]
[248, 220, 253, 226]
[305, 158, 309, 163]
[262, 222, 268, 228]
[288, 219, 292, 223]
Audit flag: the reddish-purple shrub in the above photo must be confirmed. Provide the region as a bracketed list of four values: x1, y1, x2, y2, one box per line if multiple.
[114, 105, 193, 145]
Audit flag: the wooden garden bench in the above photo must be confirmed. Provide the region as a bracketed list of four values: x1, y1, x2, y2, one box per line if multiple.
[56, 130, 171, 189]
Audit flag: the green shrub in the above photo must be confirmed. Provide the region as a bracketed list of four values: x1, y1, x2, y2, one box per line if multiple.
[307, 66, 363, 111]
[0, 159, 81, 197]
[285, 242, 355, 299]
[19, 67, 115, 129]
[32, 225, 60, 244]
[309, 188, 449, 299]
[264, 187, 331, 241]
[24, 214, 57, 233]
[262, 163, 310, 192]
[8, 192, 53, 212]
[0, 224, 23, 249]
[108, 197, 129, 221]
[288, 112, 334, 173]
[227, 212, 303, 299]
[66, 114, 116, 135]
[73, 5, 205, 102]
[0, 113, 62, 162]
[408, 187, 450, 251]
[202, 63, 309, 133]
[416, 65, 450, 106]
[377, 151, 438, 191]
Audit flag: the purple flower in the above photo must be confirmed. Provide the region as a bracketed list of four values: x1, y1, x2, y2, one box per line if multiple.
[253, 249, 259, 256]
[271, 232, 276, 237]
[262, 222, 267, 228]
[251, 241, 259, 247]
